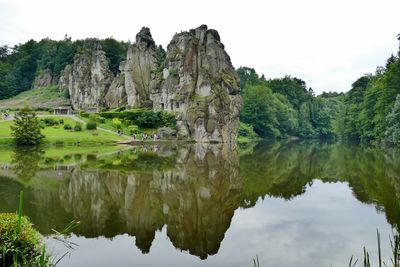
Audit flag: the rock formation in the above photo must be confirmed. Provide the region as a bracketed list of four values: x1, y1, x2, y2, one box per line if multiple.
[33, 69, 53, 88]
[59, 25, 242, 142]
[58, 39, 114, 110]
[150, 25, 242, 143]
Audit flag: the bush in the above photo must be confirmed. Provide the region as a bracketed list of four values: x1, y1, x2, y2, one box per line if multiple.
[59, 119, 64, 124]
[127, 125, 140, 135]
[238, 122, 259, 141]
[0, 213, 43, 265]
[160, 111, 177, 128]
[40, 117, 59, 126]
[86, 121, 97, 130]
[112, 118, 122, 130]
[100, 109, 177, 129]
[79, 111, 89, 118]
[64, 123, 72, 130]
[74, 123, 82, 131]
[168, 67, 178, 76]
[136, 111, 160, 128]
[89, 114, 105, 123]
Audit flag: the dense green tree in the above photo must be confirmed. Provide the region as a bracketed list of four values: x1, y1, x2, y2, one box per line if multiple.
[340, 75, 373, 141]
[236, 67, 260, 89]
[100, 38, 129, 75]
[241, 84, 298, 138]
[11, 104, 45, 145]
[0, 61, 12, 99]
[384, 94, 400, 147]
[266, 76, 311, 110]
[338, 37, 400, 146]
[238, 67, 340, 139]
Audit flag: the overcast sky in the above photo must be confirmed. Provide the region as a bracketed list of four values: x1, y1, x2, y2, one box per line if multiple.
[0, 0, 399, 94]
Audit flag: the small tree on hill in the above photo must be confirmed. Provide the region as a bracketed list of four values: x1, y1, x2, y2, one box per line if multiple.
[11, 104, 44, 145]
[384, 94, 400, 147]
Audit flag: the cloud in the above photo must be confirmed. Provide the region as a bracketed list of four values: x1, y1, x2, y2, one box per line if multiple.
[0, 0, 399, 93]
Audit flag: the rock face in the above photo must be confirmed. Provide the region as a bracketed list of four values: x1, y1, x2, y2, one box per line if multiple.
[59, 26, 241, 143]
[104, 28, 158, 108]
[33, 69, 53, 88]
[58, 39, 114, 109]
[150, 25, 242, 143]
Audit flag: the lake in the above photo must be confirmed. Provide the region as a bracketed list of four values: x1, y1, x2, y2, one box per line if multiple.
[0, 141, 399, 266]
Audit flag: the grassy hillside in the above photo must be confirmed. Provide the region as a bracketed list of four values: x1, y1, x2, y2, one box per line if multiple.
[0, 86, 70, 110]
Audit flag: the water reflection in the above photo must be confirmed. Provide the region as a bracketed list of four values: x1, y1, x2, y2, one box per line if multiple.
[0, 141, 400, 263]
[0, 144, 241, 259]
[240, 141, 400, 227]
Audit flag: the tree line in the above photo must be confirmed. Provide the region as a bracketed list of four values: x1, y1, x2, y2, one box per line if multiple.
[237, 67, 344, 139]
[238, 35, 400, 146]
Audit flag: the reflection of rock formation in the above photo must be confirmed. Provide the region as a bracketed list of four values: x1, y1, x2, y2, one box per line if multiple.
[3, 142, 400, 258]
[54, 144, 241, 258]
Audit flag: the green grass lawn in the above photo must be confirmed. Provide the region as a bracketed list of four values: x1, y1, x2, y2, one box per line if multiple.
[0, 116, 128, 145]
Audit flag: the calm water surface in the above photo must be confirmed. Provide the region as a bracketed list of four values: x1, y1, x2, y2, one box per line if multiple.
[0, 141, 400, 266]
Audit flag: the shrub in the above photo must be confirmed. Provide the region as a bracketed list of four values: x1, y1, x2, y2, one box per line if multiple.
[40, 117, 59, 126]
[0, 213, 43, 265]
[100, 109, 177, 129]
[112, 118, 122, 130]
[127, 125, 140, 135]
[160, 111, 177, 128]
[79, 111, 89, 118]
[136, 111, 160, 128]
[59, 119, 64, 124]
[64, 123, 72, 130]
[86, 121, 97, 130]
[74, 123, 82, 131]
[239, 122, 259, 139]
[168, 67, 178, 76]
[89, 114, 105, 123]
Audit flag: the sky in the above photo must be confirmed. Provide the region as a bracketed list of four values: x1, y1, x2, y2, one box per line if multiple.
[0, 0, 399, 94]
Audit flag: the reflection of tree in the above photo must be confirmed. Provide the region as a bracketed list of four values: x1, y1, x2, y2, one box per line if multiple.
[3, 141, 400, 258]
[240, 141, 400, 228]
[11, 146, 44, 180]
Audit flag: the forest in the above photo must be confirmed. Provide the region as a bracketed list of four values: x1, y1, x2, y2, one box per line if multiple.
[0, 35, 399, 146]
[238, 35, 400, 146]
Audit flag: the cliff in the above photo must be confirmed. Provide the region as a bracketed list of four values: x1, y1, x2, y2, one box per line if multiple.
[58, 39, 114, 109]
[58, 26, 242, 142]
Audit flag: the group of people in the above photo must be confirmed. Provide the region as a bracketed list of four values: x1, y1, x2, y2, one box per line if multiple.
[131, 133, 161, 141]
